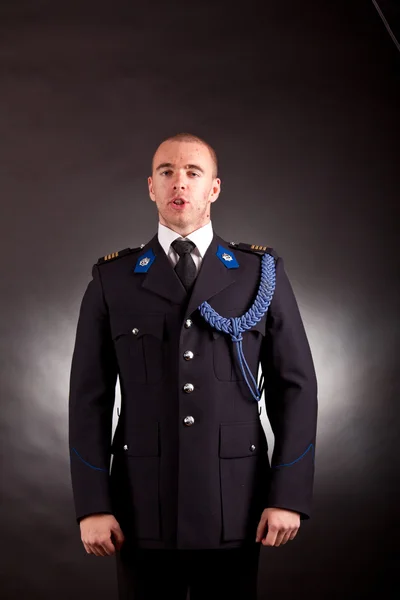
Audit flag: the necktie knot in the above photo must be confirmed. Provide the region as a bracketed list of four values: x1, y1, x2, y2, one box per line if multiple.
[170, 238, 197, 293]
[171, 238, 196, 257]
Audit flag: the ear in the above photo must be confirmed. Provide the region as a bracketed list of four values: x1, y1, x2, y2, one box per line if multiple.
[148, 176, 155, 201]
[210, 178, 221, 201]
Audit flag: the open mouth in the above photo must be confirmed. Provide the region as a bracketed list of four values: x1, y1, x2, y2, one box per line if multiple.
[170, 198, 188, 209]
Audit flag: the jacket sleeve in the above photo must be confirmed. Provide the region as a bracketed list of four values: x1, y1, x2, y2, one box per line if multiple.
[68, 263, 118, 524]
[260, 255, 318, 520]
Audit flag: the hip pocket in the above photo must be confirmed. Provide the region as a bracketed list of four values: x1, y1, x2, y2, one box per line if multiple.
[219, 420, 269, 541]
[111, 422, 161, 540]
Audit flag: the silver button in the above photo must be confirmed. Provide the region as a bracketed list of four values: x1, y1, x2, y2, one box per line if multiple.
[250, 444, 256, 452]
[183, 416, 195, 426]
[123, 444, 128, 451]
[184, 319, 193, 328]
[183, 383, 194, 393]
[183, 350, 194, 360]
[132, 328, 139, 335]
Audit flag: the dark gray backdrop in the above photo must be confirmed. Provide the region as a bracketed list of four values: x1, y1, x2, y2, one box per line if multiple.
[1, 1, 399, 599]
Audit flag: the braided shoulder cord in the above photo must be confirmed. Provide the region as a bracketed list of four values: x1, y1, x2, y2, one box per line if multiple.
[198, 252, 276, 401]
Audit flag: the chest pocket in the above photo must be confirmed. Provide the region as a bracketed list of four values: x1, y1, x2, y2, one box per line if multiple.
[110, 313, 166, 384]
[211, 310, 267, 382]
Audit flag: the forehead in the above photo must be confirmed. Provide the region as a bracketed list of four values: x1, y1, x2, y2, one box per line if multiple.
[154, 140, 212, 166]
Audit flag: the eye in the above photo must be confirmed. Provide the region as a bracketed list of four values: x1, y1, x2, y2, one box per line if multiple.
[161, 170, 171, 176]
[189, 172, 199, 177]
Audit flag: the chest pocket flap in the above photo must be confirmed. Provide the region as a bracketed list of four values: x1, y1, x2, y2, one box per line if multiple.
[210, 307, 268, 340]
[110, 312, 166, 341]
[110, 313, 166, 384]
[211, 310, 267, 382]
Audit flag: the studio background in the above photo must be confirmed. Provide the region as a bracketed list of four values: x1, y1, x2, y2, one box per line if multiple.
[0, 1, 398, 599]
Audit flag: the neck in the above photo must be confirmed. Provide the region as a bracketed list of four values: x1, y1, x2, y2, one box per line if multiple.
[160, 219, 210, 238]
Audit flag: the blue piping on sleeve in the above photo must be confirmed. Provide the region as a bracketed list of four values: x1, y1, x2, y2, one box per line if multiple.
[71, 447, 108, 472]
[272, 443, 314, 468]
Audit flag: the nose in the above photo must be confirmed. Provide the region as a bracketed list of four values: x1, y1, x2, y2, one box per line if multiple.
[173, 173, 186, 190]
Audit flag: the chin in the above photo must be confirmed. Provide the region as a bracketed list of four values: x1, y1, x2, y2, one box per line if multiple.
[160, 210, 186, 224]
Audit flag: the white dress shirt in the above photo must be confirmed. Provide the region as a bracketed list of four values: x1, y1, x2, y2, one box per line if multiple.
[157, 221, 214, 274]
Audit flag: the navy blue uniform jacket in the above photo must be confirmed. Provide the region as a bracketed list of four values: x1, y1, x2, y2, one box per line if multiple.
[68, 231, 318, 550]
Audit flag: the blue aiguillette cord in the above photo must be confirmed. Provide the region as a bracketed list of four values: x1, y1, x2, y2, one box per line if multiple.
[198, 252, 276, 401]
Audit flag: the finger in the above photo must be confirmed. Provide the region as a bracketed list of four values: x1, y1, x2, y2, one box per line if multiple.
[98, 544, 112, 556]
[102, 539, 117, 556]
[280, 530, 293, 545]
[95, 544, 108, 557]
[273, 529, 287, 546]
[289, 528, 299, 541]
[88, 543, 98, 555]
[88, 540, 108, 557]
[113, 537, 124, 552]
[114, 538, 124, 552]
[98, 538, 115, 556]
[85, 542, 96, 555]
[111, 529, 125, 551]
[98, 533, 118, 556]
[83, 542, 91, 555]
[255, 517, 268, 542]
[262, 527, 277, 547]
[84, 539, 103, 556]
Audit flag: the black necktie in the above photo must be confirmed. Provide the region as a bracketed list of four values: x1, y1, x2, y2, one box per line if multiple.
[171, 238, 197, 292]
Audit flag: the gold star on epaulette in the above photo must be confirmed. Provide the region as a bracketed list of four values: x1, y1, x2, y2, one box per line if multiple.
[96, 245, 144, 265]
[229, 241, 278, 258]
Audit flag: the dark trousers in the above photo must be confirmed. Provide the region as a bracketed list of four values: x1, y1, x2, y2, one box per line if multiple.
[116, 543, 261, 599]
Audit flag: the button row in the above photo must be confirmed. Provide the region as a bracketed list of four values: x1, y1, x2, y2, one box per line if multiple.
[183, 320, 194, 428]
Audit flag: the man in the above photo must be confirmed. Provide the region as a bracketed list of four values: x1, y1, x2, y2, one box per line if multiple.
[68, 132, 318, 599]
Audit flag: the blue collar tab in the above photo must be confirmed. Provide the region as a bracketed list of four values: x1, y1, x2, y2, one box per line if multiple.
[216, 245, 239, 269]
[134, 248, 156, 273]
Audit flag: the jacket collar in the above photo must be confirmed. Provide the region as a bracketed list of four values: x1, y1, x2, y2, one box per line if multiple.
[137, 231, 237, 316]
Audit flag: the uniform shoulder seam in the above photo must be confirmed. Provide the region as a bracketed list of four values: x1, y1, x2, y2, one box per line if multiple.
[228, 241, 278, 259]
[96, 245, 144, 265]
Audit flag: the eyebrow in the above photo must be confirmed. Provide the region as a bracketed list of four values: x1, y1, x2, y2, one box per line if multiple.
[155, 162, 205, 174]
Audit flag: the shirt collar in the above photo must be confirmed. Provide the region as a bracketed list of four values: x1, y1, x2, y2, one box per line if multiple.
[157, 221, 214, 258]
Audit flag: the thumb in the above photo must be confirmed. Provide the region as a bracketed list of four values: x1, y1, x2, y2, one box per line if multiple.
[111, 525, 125, 551]
[255, 511, 268, 542]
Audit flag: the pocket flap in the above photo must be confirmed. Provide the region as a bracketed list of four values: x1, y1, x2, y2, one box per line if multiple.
[110, 312, 165, 341]
[211, 315, 267, 340]
[219, 420, 266, 458]
[112, 422, 160, 457]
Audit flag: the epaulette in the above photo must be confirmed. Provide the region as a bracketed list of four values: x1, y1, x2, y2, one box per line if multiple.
[96, 245, 144, 265]
[229, 241, 278, 259]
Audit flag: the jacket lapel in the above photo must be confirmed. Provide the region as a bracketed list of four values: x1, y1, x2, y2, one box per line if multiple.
[185, 232, 237, 317]
[140, 234, 187, 305]
[137, 231, 237, 315]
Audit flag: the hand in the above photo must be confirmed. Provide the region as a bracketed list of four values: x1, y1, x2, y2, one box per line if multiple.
[255, 507, 300, 547]
[80, 513, 125, 556]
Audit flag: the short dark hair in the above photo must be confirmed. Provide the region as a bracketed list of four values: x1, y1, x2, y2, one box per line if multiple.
[152, 132, 218, 178]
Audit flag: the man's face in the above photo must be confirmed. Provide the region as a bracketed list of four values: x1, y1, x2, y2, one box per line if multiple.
[148, 140, 221, 235]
